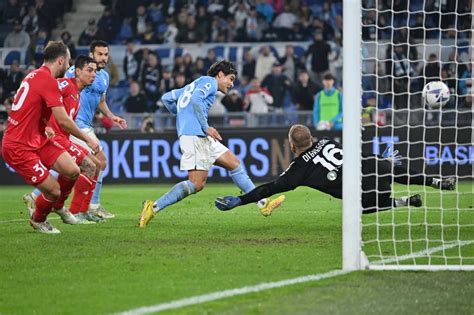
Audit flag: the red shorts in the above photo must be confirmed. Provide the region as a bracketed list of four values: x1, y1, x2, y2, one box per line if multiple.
[54, 136, 89, 165]
[2, 139, 66, 185]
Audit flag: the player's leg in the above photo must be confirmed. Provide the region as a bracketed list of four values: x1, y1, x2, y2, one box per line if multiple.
[393, 164, 456, 190]
[30, 175, 62, 233]
[214, 148, 284, 216]
[89, 149, 114, 218]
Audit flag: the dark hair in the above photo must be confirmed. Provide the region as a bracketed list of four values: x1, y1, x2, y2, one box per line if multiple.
[89, 40, 108, 53]
[207, 59, 237, 77]
[75, 55, 95, 69]
[323, 72, 334, 80]
[43, 41, 68, 63]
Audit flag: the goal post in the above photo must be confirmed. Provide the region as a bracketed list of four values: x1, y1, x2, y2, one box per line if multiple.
[343, 0, 474, 271]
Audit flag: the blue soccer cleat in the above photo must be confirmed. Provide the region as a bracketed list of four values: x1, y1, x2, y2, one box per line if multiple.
[215, 196, 242, 211]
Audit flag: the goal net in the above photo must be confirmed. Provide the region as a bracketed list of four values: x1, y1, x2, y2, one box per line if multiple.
[343, 0, 473, 270]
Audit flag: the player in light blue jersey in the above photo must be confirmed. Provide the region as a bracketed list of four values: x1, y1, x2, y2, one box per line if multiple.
[66, 40, 127, 219]
[139, 60, 285, 228]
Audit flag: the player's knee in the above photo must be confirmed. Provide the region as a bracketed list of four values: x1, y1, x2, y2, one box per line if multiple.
[64, 165, 80, 180]
[191, 180, 206, 192]
[44, 182, 61, 200]
[99, 159, 107, 171]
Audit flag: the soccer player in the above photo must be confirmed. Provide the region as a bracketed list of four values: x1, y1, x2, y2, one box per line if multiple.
[215, 124, 456, 213]
[24, 55, 103, 224]
[1, 41, 100, 234]
[138, 60, 285, 228]
[66, 40, 127, 219]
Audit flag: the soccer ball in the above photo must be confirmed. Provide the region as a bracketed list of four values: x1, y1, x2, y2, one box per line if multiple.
[316, 121, 332, 131]
[422, 81, 450, 108]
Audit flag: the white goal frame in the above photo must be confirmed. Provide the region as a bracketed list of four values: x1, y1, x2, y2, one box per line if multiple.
[342, 0, 474, 271]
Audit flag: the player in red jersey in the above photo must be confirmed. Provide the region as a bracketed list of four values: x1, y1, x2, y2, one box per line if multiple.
[1, 41, 100, 234]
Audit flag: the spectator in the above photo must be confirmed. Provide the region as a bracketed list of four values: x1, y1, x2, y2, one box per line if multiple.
[292, 70, 321, 111]
[261, 62, 292, 111]
[244, 6, 264, 41]
[3, 60, 24, 98]
[175, 72, 186, 89]
[386, 44, 416, 109]
[162, 15, 178, 44]
[27, 28, 47, 67]
[4, 20, 30, 48]
[313, 73, 343, 131]
[272, 4, 297, 41]
[242, 50, 256, 80]
[132, 5, 151, 37]
[305, 30, 331, 85]
[3, 0, 24, 25]
[194, 57, 207, 78]
[228, 1, 250, 30]
[421, 53, 440, 87]
[195, 5, 211, 36]
[244, 78, 273, 113]
[141, 21, 160, 44]
[254, 45, 277, 81]
[22, 6, 39, 37]
[140, 52, 162, 107]
[123, 39, 141, 81]
[222, 89, 245, 112]
[116, 17, 134, 43]
[60, 31, 76, 60]
[279, 44, 304, 82]
[124, 81, 149, 113]
[158, 67, 175, 96]
[256, 0, 273, 24]
[34, 0, 55, 32]
[459, 62, 472, 107]
[106, 55, 120, 86]
[78, 18, 103, 46]
[141, 115, 155, 133]
[97, 6, 119, 42]
[182, 53, 195, 83]
[203, 49, 217, 70]
[298, 3, 313, 37]
[176, 14, 205, 43]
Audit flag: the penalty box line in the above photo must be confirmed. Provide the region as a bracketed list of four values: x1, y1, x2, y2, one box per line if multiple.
[116, 240, 474, 315]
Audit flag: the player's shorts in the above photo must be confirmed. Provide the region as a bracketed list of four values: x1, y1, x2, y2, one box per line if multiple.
[69, 127, 102, 154]
[2, 139, 66, 185]
[54, 136, 89, 165]
[179, 135, 229, 171]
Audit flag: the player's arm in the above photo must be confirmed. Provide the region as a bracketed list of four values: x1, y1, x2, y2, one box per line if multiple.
[97, 93, 127, 129]
[51, 106, 99, 153]
[160, 89, 179, 115]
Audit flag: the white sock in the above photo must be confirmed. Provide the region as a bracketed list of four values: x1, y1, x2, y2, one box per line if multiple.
[394, 196, 409, 207]
[431, 178, 441, 188]
[257, 199, 267, 209]
[152, 201, 160, 213]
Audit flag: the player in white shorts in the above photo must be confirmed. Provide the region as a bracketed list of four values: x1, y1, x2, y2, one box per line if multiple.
[138, 60, 285, 228]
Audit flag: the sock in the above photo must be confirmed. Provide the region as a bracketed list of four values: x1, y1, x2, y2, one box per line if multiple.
[90, 170, 103, 208]
[80, 173, 98, 213]
[32, 169, 59, 198]
[52, 175, 77, 210]
[431, 178, 441, 188]
[394, 196, 409, 207]
[154, 180, 196, 212]
[69, 174, 94, 214]
[229, 165, 267, 208]
[32, 194, 57, 222]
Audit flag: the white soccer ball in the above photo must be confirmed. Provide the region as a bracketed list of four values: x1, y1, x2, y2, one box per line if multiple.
[316, 121, 331, 131]
[422, 81, 450, 108]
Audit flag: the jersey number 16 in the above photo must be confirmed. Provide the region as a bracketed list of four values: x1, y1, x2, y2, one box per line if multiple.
[312, 144, 343, 171]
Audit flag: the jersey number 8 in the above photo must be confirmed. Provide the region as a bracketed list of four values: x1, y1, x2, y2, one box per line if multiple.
[312, 144, 343, 171]
[177, 82, 195, 110]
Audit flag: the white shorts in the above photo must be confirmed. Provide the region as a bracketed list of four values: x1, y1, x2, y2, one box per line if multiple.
[180, 135, 229, 171]
[70, 127, 102, 154]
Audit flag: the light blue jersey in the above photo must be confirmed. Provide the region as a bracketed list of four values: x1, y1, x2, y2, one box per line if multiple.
[161, 76, 218, 137]
[65, 66, 109, 129]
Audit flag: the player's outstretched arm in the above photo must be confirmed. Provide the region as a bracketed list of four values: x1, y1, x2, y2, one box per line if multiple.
[161, 90, 178, 115]
[98, 94, 127, 129]
[51, 106, 100, 153]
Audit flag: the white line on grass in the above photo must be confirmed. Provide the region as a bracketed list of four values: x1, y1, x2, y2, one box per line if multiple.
[0, 217, 60, 224]
[116, 239, 474, 315]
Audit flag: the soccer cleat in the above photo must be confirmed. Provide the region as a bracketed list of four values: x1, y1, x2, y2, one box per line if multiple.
[90, 205, 115, 219]
[54, 208, 79, 225]
[73, 213, 96, 224]
[29, 219, 61, 234]
[260, 195, 286, 217]
[138, 200, 155, 228]
[22, 193, 36, 218]
[408, 194, 422, 207]
[439, 177, 456, 190]
[215, 196, 242, 211]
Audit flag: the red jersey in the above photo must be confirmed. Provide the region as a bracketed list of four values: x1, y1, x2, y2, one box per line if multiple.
[3, 66, 63, 149]
[49, 78, 80, 140]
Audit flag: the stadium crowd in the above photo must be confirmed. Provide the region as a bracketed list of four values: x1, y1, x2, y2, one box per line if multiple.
[0, 0, 472, 131]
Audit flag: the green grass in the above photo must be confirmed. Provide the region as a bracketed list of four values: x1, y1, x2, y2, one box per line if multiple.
[0, 182, 473, 314]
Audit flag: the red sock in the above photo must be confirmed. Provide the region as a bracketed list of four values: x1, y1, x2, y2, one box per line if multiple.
[69, 174, 94, 214]
[32, 194, 56, 222]
[80, 174, 98, 213]
[52, 175, 77, 210]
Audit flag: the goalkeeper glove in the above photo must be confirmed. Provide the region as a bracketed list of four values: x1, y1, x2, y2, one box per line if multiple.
[382, 143, 403, 166]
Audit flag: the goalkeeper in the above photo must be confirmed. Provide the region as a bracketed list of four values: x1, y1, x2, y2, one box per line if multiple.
[215, 124, 456, 214]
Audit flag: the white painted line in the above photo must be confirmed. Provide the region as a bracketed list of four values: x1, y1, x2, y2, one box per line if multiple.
[0, 217, 60, 224]
[115, 269, 351, 315]
[116, 239, 474, 315]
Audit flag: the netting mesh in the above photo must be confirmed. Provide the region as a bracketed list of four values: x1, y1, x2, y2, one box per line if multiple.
[359, 0, 473, 268]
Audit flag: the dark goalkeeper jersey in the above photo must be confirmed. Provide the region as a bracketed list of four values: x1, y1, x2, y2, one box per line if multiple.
[239, 138, 344, 205]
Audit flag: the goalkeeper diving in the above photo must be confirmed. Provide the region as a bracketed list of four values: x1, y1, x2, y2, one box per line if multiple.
[215, 124, 456, 213]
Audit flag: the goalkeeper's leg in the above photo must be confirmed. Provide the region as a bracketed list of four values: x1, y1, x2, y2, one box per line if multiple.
[392, 164, 456, 190]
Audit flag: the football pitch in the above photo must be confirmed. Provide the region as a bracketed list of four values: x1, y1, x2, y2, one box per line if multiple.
[1, 182, 473, 314]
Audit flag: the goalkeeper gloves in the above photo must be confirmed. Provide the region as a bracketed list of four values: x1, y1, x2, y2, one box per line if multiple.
[382, 143, 403, 166]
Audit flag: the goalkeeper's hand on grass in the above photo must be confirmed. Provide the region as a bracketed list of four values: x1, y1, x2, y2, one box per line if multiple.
[215, 196, 242, 211]
[382, 143, 403, 166]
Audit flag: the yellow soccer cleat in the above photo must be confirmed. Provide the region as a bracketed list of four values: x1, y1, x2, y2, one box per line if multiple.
[138, 200, 155, 228]
[260, 195, 286, 217]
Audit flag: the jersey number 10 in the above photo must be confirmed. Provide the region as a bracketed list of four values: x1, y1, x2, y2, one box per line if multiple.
[312, 144, 343, 171]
